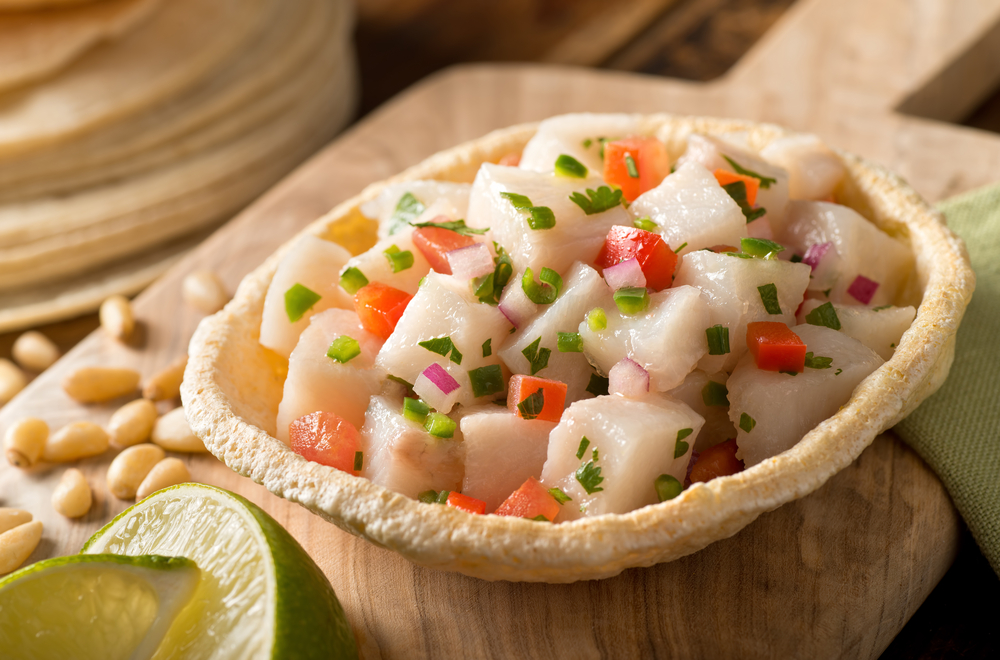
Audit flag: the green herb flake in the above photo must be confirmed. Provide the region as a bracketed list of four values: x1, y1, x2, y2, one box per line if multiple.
[474, 242, 514, 305]
[780, 370, 798, 376]
[586, 373, 609, 397]
[353, 451, 363, 472]
[739, 412, 756, 433]
[804, 302, 842, 330]
[410, 218, 488, 236]
[582, 138, 593, 149]
[804, 352, 833, 369]
[575, 461, 605, 494]
[338, 267, 369, 296]
[674, 242, 688, 254]
[521, 267, 563, 304]
[706, 325, 731, 355]
[531, 515, 550, 522]
[569, 186, 624, 215]
[284, 283, 322, 323]
[425, 412, 457, 438]
[722, 181, 767, 223]
[402, 397, 431, 424]
[624, 153, 639, 178]
[587, 307, 607, 331]
[517, 388, 546, 420]
[835, 368, 843, 376]
[526, 206, 556, 230]
[500, 191, 533, 209]
[548, 487, 572, 505]
[468, 364, 504, 398]
[722, 155, 777, 189]
[633, 217, 658, 232]
[790, 254, 803, 263]
[613, 286, 649, 315]
[418, 490, 438, 504]
[383, 245, 415, 273]
[418, 336, 463, 365]
[436, 490, 451, 505]
[387, 374, 415, 390]
[675, 428, 693, 458]
[757, 283, 782, 315]
[555, 154, 588, 178]
[481, 338, 492, 358]
[741, 237, 785, 260]
[576, 437, 591, 460]
[326, 335, 361, 363]
[557, 332, 583, 353]
[872, 304, 893, 312]
[822, 288, 832, 298]
[387, 192, 426, 236]
[701, 380, 729, 407]
[655, 474, 683, 502]
[521, 337, 551, 375]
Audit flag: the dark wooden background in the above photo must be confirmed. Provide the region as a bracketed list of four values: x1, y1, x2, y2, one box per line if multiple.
[2, 0, 998, 656]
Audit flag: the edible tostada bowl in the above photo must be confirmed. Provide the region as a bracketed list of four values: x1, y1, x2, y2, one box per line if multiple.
[182, 115, 974, 582]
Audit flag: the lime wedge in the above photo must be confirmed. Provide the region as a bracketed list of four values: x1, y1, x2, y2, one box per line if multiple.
[0, 553, 199, 660]
[82, 483, 356, 660]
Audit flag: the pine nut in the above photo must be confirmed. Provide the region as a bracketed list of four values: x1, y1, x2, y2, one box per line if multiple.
[136, 458, 191, 500]
[108, 399, 158, 448]
[42, 421, 109, 463]
[0, 520, 42, 575]
[0, 359, 27, 405]
[107, 444, 165, 499]
[151, 407, 207, 453]
[142, 355, 188, 401]
[0, 509, 32, 535]
[4, 417, 48, 468]
[52, 468, 92, 518]
[182, 270, 228, 314]
[12, 331, 60, 372]
[62, 366, 140, 403]
[99, 295, 135, 342]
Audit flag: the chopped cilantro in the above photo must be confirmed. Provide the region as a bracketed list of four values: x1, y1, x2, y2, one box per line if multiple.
[526, 206, 556, 230]
[757, 283, 782, 315]
[517, 388, 546, 420]
[592, 447, 599, 461]
[575, 461, 604, 494]
[706, 325, 731, 355]
[387, 192, 425, 236]
[739, 413, 756, 433]
[790, 254, 803, 263]
[835, 368, 843, 375]
[424, 413, 456, 438]
[531, 515, 551, 522]
[582, 138, 593, 149]
[555, 154, 588, 178]
[722, 181, 766, 222]
[822, 288, 832, 298]
[549, 487, 572, 505]
[569, 186, 624, 215]
[701, 380, 729, 406]
[655, 474, 682, 502]
[500, 191, 533, 209]
[741, 237, 785, 260]
[521, 267, 563, 304]
[383, 245, 414, 273]
[576, 437, 591, 460]
[284, 283, 321, 323]
[326, 335, 361, 363]
[586, 373, 609, 397]
[418, 336, 463, 365]
[804, 302, 842, 330]
[410, 218, 488, 236]
[722, 155, 777, 189]
[468, 365, 504, 398]
[521, 336, 551, 375]
[804, 352, 833, 369]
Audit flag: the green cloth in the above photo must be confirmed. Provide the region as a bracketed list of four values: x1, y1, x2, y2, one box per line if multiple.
[894, 183, 1000, 575]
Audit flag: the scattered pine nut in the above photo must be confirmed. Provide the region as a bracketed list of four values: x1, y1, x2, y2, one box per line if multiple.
[182, 270, 228, 314]
[136, 458, 191, 500]
[142, 355, 188, 401]
[42, 421, 109, 463]
[3, 417, 48, 468]
[0, 509, 31, 535]
[12, 331, 60, 372]
[108, 399, 158, 448]
[0, 359, 27, 405]
[0, 519, 42, 575]
[52, 469, 92, 518]
[107, 444, 165, 500]
[99, 295, 135, 342]
[151, 407, 207, 453]
[62, 366, 140, 403]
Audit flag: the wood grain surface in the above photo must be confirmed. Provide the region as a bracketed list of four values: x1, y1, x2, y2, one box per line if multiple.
[3, 0, 1000, 656]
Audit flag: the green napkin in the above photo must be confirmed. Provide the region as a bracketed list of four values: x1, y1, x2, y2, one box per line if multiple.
[894, 183, 1000, 576]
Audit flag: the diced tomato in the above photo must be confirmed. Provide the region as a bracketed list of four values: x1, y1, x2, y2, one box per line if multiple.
[507, 375, 567, 423]
[494, 477, 561, 521]
[713, 169, 760, 206]
[746, 322, 806, 372]
[595, 226, 677, 291]
[446, 491, 487, 515]
[689, 439, 743, 483]
[354, 282, 413, 340]
[412, 220, 477, 274]
[603, 137, 670, 201]
[289, 411, 361, 474]
[498, 152, 521, 167]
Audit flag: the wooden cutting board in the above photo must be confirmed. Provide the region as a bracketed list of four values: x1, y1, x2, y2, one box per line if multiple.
[3, 0, 999, 656]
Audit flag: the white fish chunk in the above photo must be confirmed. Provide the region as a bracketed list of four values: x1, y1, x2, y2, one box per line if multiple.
[519, 113, 645, 174]
[360, 180, 472, 239]
[760, 134, 845, 202]
[339, 225, 430, 296]
[797, 300, 916, 361]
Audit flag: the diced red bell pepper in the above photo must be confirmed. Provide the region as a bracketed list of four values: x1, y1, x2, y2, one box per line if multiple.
[689, 439, 743, 483]
[354, 282, 413, 340]
[746, 322, 806, 372]
[289, 411, 361, 474]
[412, 220, 478, 274]
[713, 169, 760, 206]
[595, 225, 677, 291]
[603, 137, 670, 202]
[494, 477, 561, 521]
[507, 374, 567, 423]
[446, 491, 487, 515]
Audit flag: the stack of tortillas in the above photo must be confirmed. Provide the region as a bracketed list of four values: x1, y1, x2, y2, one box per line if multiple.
[0, 0, 356, 331]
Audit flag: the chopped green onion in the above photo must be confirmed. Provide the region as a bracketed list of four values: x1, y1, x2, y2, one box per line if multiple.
[722, 155, 777, 189]
[436, 490, 451, 505]
[586, 373, 609, 397]
[739, 413, 756, 433]
[326, 335, 361, 363]
[757, 283, 782, 315]
[339, 267, 369, 295]
[383, 245, 414, 273]
[624, 153, 639, 178]
[555, 154, 588, 178]
[586, 307, 607, 331]
[468, 365, 504, 398]
[418, 490, 438, 504]
[804, 352, 833, 369]
[557, 332, 583, 353]
[521, 267, 563, 304]
[500, 191, 533, 209]
[402, 397, 430, 424]
[674, 242, 688, 254]
[576, 437, 591, 460]
[721, 181, 766, 223]
[575, 461, 604, 494]
[410, 218, 488, 236]
[741, 237, 785, 260]
[387, 374, 414, 390]
[706, 325, 731, 355]
[517, 388, 545, 420]
[548, 487, 572, 505]
[654, 474, 682, 502]
[425, 413, 457, 438]
[569, 186, 623, 215]
[387, 192, 425, 236]
[481, 338, 492, 358]
[526, 206, 556, 230]
[804, 302, 842, 330]
[613, 287, 649, 315]
[353, 451, 363, 472]
[674, 428, 693, 459]
[633, 217, 658, 232]
[701, 380, 729, 407]
[521, 337, 551, 376]
[418, 336, 463, 365]
[284, 283, 322, 323]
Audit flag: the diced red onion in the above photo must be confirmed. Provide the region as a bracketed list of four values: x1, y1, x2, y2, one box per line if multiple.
[847, 275, 879, 305]
[413, 363, 461, 413]
[802, 242, 832, 271]
[446, 243, 493, 280]
[497, 278, 537, 329]
[608, 358, 649, 398]
[603, 257, 646, 291]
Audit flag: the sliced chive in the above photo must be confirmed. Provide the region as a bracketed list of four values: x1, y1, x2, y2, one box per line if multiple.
[353, 451, 363, 472]
[633, 217, 658, 232]
[701, 380, 729, 406]
[613, 287, 649, 315]
[739, 413, 756, 433]
[555, 154, 588, 178]
[425, 413, 457, 438]
[674, 242, 688, 254]
[706, 325, 731, 355]
[517, 388, 546, 420]
[436, 490, 451, 504]
[655, 474, 683, 502]
[468, 365, 504, 398]
[500, 191, 533, 209]
[586, 307, 607, 331]
[383, 245, 415, 273]
[284, 283, 321, 323]
[326, 335, 361, 363]
[522, 267, 563, 304]
[804, 352, 833, 369]
[757, 283, 782, 315]
[804, 301, 842, 330]
[576, 436, 591, 460]
[624, 153, 639, 178]
[586, 373, 609, 397]
[481, 338, 492, 358]
[873, 304, 893, 312]
[402, 397, 430, 424]
[527, 206, 556, 230]
[521, 337, 551, 376]
[418, 490, 438, 504]
[557, 332, 583, 353]
[741, 237, 785, 260]
[339, 267, 369, 295]
[548, 487, 572, 504]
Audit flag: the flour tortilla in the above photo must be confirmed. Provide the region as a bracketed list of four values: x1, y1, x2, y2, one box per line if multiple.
[0, 0, 160, 94]
[182, 117, 975, 582]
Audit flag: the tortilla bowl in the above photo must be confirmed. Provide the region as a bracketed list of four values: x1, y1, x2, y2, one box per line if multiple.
[182, 115, 975, 582]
